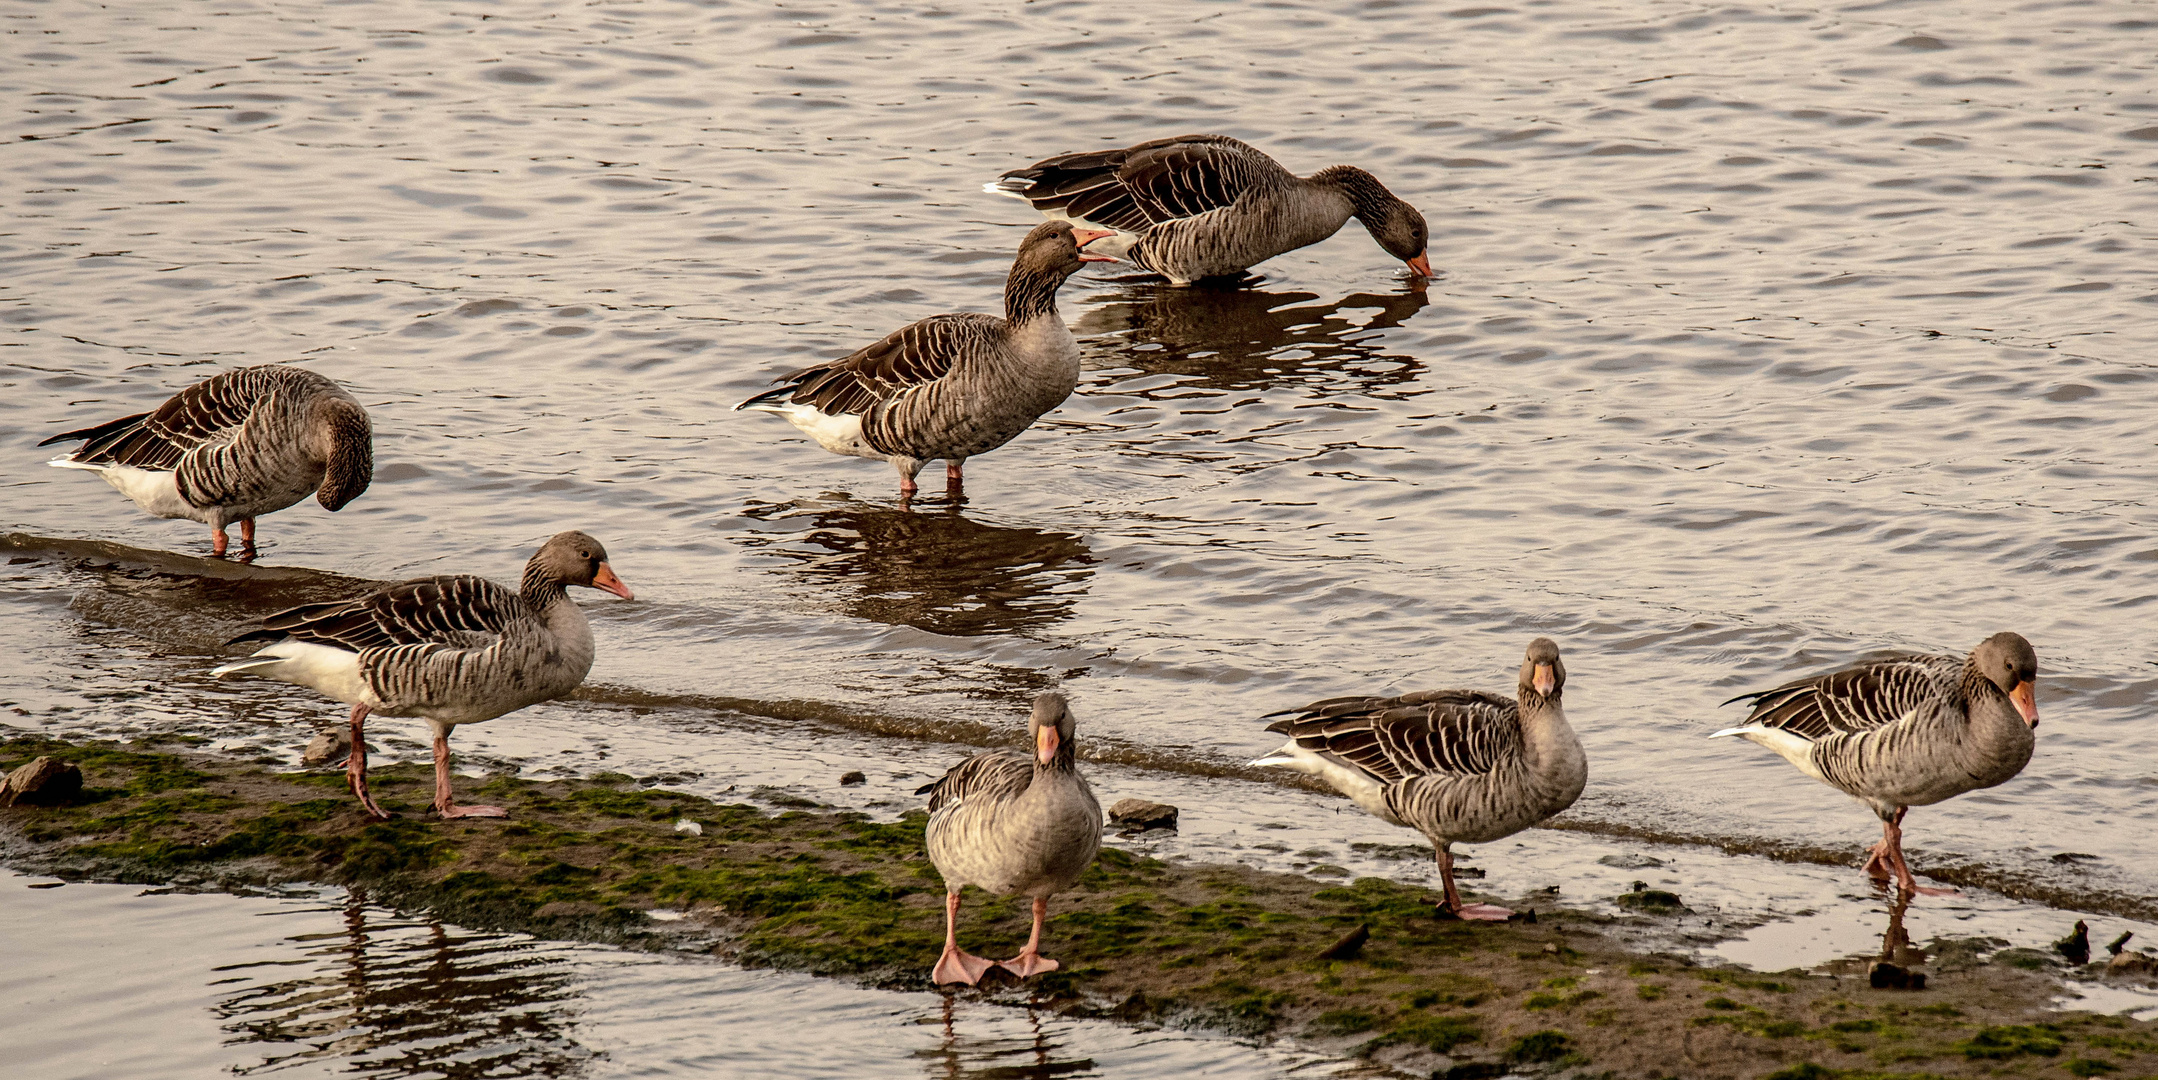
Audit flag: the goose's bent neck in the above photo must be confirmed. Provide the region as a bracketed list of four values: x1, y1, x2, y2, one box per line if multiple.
[1004, 263, 1066, 325]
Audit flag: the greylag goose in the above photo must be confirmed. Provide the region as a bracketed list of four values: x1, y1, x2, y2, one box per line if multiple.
[735, 221, 1110, 499]
[210, 531, 633, 820]
[1254, 638, 1584, 921]
[39, 364, 373, 558]
[916, 692, 1102, 985]
[988, 134, 1431, 285]
[1712, 632, 2039, 897]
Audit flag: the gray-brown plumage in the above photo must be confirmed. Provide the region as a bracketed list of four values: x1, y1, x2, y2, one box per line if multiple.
[1254, 638, 1584, 921]
[212, 531, 634, 821]
[40, 364, 373, 557]
[916, 692, 1101, 985]
[988, 134, 1432, 284]
[1712, 632, 2039, 896]
[735, 221, 1109, 499]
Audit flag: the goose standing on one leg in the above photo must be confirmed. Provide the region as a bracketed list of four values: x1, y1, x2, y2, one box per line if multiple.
[735, 221, 1112, 500]
[917, 692, 1102, 986]
[39, 364, 373, 558]
[1711, 632, 2039, 897]
[1254, 638, 1585, 921]
[987, 134, 1431, 285]
[211, 531, 634, 820]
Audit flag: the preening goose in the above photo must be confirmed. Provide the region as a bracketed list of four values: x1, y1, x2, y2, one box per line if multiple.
[40, 364, 373, 557]
[1255, 638, 1585, 921]
[736, 221, 1110, 500]
[1712, 632, 2039, 896]
[211, 531, 634, 820]
[988, 134, 1431, 285]
[917, 693, 1102, 985]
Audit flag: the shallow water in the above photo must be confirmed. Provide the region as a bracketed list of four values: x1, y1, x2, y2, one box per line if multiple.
[3, 0, 2156, 1072]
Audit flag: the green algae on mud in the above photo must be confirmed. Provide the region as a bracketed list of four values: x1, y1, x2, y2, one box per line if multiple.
[7, 736, 2158, 1080]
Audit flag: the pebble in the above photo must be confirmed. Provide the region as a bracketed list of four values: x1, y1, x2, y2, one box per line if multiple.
[0, 756, 82, 807]
[1108, 798, 1178, 832]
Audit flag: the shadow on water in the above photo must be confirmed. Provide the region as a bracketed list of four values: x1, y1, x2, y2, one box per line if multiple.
[1074, 279, 1429, 392]
[739, 498, 1096, 637]
[213, 893, 590, 1077]
[917, 995, 1097, 1080]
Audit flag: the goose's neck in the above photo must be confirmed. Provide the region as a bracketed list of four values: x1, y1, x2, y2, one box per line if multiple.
[1311, 165, 1395, 224]
[1515, 688, 1582, 774]
[520, 565, 569, 611]
[1004, 264, 1066, 326]
[1956, 663, 2028, 748]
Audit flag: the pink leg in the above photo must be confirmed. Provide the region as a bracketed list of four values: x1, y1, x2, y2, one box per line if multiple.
[211, 526, 231, 557]
[1438, 846, 1512, 921]
[234, 519, 260, 563]
[899, 473, 919, 500]
[347, 704, 391, 820]
[931, 891, 995, 986]
[999, 896, 1061, 978]
[432, 729, 506, 819]
[1881, 808, 1956, 897]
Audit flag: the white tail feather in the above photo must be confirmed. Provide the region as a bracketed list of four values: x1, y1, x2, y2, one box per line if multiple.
[210, 656, 286, 678]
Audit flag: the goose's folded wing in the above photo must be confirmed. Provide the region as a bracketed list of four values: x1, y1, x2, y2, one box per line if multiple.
[742, 314, 999, 416]
[232, 575, 520, 652]
[1110, 134, 1283, 226]
[1001, 135, 1281, 233]
[1725, 654, 1959, 738]
[914, 749, 1033, 813]
[1266, 689, 1522, 782]
[41, 366, 273, 469]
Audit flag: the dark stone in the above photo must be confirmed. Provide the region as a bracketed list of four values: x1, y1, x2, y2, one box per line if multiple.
[1869, 961, 1925, 989]
[2107, 931, 2135, 957]
[0, 756, 83, 807]
[2055, 920, 2091, 965]
[838, 771, 866, 786]
[1110, 991, 1151, 1021]
[1508, 909, 1538, 924]
[1317, 923, 1369, 961]
[1616, 886, 1688, 914]
[1107, 798, 1178, 832]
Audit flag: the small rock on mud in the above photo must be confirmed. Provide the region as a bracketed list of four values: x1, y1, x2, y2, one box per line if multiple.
[2109, 950, 2158, 976]
[838, 771, 866, 786]
[1870, 961, 1926, 990]
[302, 726, 354, 767]
[1108, 798, 1178, 832]
[1597, 853, 1666, 869]
[0, 756, 82, 807]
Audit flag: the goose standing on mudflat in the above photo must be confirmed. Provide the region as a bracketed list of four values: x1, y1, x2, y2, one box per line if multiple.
[917, 692, 1102, 986]
[39, 364, 373, 558]
[1712, 632, 2039, 896]
[1254, 638, 1584, 921]
[988, 134, 1431, 285]
[736, 221, 1111, 500]
[211, 531, 633, 820]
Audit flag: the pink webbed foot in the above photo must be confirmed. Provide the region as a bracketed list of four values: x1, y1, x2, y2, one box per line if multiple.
[1862, 844, 1895, 880]
[998, 951, 1060, 979]
[438, 804, 509, 820]
[932, 947, 997, 986]
[1449, 903, 1515, 922]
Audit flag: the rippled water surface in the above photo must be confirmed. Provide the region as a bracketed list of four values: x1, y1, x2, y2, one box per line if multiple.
[4, 0, 2155, 1073]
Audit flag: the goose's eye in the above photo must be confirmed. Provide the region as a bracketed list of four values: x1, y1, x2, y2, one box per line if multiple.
[577, 550, 592, 560]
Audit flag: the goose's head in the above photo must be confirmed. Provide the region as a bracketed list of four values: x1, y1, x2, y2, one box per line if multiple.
[1973, 632, 2038, 727]
[1014, 220, 1113, 281]
[1028, 691, 1079, 768]
[312, 396, 374, 512]
[1319, 166, 1432, 277]
[532, 530, 634, 600]
[1518, 637, 1566, 702]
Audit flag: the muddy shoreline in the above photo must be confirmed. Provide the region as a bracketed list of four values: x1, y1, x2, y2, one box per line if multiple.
[5, 735, 2155, 1079]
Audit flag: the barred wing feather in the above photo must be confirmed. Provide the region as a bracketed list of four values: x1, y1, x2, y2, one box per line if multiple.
[1266, 689, 1522, 783]
[744, 314, 1000, 417]
[232, 575, 521, 653]
[1726, 654, 1961, 740]
[916, 750, 1035, 812]
[40, 366, 294, 469]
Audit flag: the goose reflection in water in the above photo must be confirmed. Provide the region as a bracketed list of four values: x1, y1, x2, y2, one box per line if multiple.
[920, 994, 1097, 1080]
[213, 894, 587, 1077]
[1074, 278, 1429, 393]
[742, 498, 1096, 637]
